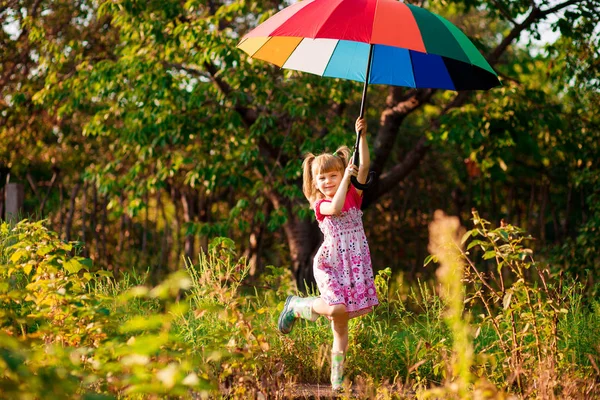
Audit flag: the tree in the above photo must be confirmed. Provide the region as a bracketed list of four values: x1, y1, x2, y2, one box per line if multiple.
[2, 0, 598, 289]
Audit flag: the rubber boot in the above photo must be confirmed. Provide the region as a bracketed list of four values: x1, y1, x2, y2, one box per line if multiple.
[277, 295, 318, 334]
[331, 351, 345, 392]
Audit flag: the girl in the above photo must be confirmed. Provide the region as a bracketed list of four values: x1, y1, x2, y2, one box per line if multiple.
[277, 117, 379, 391]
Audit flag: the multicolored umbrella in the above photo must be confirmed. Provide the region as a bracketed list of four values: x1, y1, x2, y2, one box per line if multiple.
[237, 0, 500, 188]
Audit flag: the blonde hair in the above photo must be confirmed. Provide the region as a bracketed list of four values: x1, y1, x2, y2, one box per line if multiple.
[302, 146, 352, 207]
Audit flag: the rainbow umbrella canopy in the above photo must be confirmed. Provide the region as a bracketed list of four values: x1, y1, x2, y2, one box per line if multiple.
[237, 0, 500, 91]
[237, 0, 500, 189]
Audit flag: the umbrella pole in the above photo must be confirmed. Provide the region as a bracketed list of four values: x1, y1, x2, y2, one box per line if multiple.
[358, 46, 373, 119]
[351, 45, 374, 190]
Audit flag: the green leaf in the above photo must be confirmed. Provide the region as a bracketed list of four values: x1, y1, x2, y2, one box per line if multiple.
[119, 315, 166, 333]
[460, 230, 472, 244]
[424, 254, 437, 266]
[467, 240, 486, 250]
[9, 249, 28, 263]
[503, 291, 513, 310]
[96, 270, 114, 278]
[63, 259, 84, 274]
[483, 250, 496, 260]
[36, 244, 55, 256]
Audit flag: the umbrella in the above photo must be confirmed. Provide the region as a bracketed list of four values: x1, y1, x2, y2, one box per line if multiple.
[237, 0, 500, 189]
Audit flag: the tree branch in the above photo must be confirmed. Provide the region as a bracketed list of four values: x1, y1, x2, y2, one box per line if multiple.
[363, 136, 430, 208]
[163, 61, 212, 80]
[370, 88, 434, 177]
[540, 0, 584, 18]
[203, 60, 258, 126]
[26, 173, 39, 201]
[40, 168, 59, 215]
[490, 0, 518, 25]
[364, 0, 583, 207]
[487, 0, 583, 66]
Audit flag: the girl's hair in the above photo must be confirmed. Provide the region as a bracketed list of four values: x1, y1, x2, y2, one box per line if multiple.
[302, 145, 352, 207]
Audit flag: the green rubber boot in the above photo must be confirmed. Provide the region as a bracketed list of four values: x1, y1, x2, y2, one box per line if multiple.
[277, 295, 318, 334]
[331, 351, 345, 392]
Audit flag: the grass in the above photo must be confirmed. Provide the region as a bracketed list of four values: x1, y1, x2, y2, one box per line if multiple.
[1, 219, 599, 399]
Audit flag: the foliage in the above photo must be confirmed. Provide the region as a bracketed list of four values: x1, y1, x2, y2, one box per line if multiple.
[0, 220, 209, 398]
[1, 218, 599, 398]
[456, 211, 598, 397]
[2, 0, 598, 290]
[178, 237, 289, 398]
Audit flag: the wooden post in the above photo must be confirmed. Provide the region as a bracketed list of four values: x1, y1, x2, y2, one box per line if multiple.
[4, 183, 24, 223]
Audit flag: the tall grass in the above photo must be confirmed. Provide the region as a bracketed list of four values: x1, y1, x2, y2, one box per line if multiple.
[1, 217, 599, 399]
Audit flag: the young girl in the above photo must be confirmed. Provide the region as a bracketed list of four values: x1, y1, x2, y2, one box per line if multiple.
[277, 117, 379, 391]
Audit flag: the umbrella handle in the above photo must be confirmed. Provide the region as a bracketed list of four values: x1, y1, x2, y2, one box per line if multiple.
[351, 171, 374, 190]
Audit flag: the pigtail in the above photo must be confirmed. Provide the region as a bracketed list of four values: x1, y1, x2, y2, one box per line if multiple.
[302, 153, 317, 205]
[334, 145, 352, 167]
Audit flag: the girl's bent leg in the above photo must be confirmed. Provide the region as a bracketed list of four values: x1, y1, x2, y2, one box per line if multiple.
[312, 298, 347, 319]
[277, 296, 319, 335]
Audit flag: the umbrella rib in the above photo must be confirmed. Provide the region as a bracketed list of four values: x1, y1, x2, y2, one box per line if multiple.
[313, 0, 351, 39]
[279, 37, 306, 68]
[252, 37, 270, 58]
[408, 50, 416, 88]
[320, 39, 341, 77]
[370, 0, 380, 45]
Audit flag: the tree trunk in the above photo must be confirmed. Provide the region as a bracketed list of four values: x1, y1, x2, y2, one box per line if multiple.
[265, 189, 321, 292]
[564, 184, 572, 238]
[180, 190, 196, 263]
[527, 185, 536, 232]
[65, 182, 81, 242]
[91, 184, 99, 259]
[142, 192, 149, 254]
[117, 193, 126, 252]
[4, 183, 24, 223]
[58, 183, 64, 236]
[0, 186, 4, 220]
[128, 215, 134, 258]
[26, 173, 39, 204]
[158, 191, 170, 269]
[539, 184, 548, 245]
[171, 187, 182, 267]
[284, 216, 322, 292]
[581, 187, 587, 224]
[246, 201, 272, 277]
[39, 168, 58, 216]
[506, 186, 514, 223]
[199, 190, 209, 254]
[100, 195, 108, 264]
[491, 180, 497, 221]
[81, 183, 88, 257]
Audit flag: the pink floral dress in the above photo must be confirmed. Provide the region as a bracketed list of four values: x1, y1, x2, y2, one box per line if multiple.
[313, 185, 379, 318]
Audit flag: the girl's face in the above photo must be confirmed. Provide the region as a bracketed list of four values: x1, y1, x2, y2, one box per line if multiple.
[314, 167, 343, 199]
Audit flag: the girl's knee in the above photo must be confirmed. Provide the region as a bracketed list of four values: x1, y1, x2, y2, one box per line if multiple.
[331, 314, 348, 334]
[330, 304, 347, 318]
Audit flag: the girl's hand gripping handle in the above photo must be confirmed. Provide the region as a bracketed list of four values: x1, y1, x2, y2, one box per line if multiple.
[351, 118, 374, 190]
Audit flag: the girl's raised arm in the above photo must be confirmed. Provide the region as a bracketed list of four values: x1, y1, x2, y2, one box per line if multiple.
[355, 117, 370, 196]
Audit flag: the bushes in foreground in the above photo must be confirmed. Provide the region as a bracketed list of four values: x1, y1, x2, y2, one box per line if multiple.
[0, 218, 598, 399]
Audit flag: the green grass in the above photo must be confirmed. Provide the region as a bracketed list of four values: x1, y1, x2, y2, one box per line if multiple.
[1, 220, 599, 398]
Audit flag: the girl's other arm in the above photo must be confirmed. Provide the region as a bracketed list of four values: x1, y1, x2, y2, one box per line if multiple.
[355, 117, 370, 196]
[318, 164, 358, 216]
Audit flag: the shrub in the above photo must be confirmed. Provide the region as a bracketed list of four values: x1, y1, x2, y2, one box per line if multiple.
[1, 217, 598, 399]
[0, 220, 209, 398]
